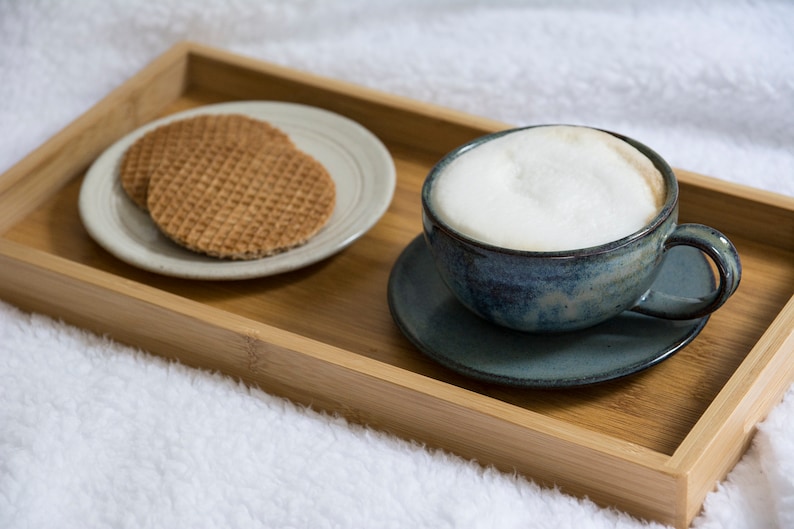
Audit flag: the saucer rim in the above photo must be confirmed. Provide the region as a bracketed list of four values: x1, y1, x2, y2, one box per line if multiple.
[387, 235, 711, 389]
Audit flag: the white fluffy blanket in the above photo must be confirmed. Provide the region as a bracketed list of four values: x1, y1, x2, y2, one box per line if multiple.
[1, 2, 793, 528]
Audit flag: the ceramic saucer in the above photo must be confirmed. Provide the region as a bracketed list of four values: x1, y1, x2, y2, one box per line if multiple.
[79, 101, 396, 280]
[387, 235, 713, 388]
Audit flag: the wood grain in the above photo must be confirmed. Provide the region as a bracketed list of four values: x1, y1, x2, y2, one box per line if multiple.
[1, 42, 792, 528]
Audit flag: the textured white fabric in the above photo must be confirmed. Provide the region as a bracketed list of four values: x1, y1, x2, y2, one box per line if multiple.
[1, 2, 793, 528]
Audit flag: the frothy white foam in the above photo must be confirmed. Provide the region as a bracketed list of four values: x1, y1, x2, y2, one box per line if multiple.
[431, 126, 666, 251]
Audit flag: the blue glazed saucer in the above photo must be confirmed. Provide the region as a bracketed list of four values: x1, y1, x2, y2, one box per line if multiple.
[387, 235, 713, 389]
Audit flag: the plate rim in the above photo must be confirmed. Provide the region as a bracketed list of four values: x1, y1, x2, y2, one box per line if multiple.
[78, 101, 396, 280]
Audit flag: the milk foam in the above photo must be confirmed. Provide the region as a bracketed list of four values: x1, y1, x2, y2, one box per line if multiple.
[431, 126, 666, 252]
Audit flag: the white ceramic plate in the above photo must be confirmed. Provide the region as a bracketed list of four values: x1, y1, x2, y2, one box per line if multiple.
[78, 101, 396, 280]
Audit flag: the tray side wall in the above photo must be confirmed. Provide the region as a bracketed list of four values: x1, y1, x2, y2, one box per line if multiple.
[0, 240, 683, 526]
[0, 43, 191, 232]
[674, 298, 794, 523]
[185, 43, 508, 154]
[677, 169, 794, 251]
[673, 169, 794, 523]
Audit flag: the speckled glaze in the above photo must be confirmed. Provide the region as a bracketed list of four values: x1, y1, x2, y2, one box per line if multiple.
[387, 235, 713, 388]
[422, 125, 742, 333]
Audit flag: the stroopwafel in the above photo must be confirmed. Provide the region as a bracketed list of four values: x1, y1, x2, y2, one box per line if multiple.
[146, 140, 336, 260]
[119, 113, 294, 210]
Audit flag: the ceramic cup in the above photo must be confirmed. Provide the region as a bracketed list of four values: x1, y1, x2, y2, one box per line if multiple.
[421, 125, 742, 333]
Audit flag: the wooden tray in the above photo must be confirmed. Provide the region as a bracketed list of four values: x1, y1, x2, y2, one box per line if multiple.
[2, 42, 793, 528]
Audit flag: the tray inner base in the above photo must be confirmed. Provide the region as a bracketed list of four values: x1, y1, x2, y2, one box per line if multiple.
[4, 93, 792, 457]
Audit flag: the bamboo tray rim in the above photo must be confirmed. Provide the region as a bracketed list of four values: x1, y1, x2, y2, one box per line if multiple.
[1, 236, 667, 462]
[2, 41, 793, 528]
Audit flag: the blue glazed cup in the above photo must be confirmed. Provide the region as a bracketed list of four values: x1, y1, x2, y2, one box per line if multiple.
[421, 125, 742, 333]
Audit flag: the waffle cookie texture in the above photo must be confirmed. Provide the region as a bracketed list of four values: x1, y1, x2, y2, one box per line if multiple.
[119, 114, 294, 210]
[119, 114, 335, 260]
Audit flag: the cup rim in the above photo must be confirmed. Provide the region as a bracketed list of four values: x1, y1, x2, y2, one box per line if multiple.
[421, 124, 679, 258]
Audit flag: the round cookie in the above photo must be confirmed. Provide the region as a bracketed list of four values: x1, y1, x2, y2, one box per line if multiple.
[146, 141, 336, 260]
[119, 113, 294, 210]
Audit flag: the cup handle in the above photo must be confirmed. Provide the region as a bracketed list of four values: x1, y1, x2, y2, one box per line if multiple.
[631, 223, 742, 320]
